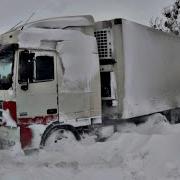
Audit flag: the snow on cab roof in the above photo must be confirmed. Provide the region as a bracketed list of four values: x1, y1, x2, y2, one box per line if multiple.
[0, 15, 95, 50]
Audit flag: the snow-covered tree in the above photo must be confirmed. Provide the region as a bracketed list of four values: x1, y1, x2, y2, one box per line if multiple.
[150, 0, 180, 35]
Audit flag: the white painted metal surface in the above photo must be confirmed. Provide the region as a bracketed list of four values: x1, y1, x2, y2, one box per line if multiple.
[121, 20, 180, 118]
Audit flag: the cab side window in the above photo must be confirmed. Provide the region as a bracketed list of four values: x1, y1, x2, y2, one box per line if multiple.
[35, 56, 54, 81]
[19, 53, 54, 83]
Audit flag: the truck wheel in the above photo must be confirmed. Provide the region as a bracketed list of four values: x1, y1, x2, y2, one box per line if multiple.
[40, 123, 81, 148]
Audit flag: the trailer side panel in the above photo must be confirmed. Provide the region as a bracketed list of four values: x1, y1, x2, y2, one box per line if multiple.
[121, 20, 180, 119]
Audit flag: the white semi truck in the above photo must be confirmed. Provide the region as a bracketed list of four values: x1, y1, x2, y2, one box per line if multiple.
[0, 15, 180, 149]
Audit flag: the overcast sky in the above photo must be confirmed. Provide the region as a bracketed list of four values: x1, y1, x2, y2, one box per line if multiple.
[0, 0, 172, 33]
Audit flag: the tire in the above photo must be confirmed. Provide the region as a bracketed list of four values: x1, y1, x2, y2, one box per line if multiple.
[40, 122, 81, 148]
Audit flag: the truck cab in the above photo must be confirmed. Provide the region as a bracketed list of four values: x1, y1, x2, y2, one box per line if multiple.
[0, 15, 102, 149]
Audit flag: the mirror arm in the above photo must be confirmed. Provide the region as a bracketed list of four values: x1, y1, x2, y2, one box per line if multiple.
[21, 78, 29, 91]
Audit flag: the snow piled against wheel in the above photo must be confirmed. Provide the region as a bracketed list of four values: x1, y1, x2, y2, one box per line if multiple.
[1, 113, 180, 180]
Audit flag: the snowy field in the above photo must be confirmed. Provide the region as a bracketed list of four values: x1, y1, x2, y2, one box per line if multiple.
[0, 113, 180, 180]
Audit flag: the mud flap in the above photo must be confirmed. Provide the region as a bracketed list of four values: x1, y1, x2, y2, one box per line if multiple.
[0, 126, 20, 150]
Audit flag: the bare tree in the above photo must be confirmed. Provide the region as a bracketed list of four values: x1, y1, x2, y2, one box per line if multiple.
[150, 0, 180, 35]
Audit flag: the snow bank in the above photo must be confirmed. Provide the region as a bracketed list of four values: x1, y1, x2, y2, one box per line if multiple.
[0, 114, 180, 180]
[96, 125, 114, 139]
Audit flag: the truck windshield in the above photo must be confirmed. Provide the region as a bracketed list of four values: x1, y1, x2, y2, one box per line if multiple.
[0, 44, 17, 90]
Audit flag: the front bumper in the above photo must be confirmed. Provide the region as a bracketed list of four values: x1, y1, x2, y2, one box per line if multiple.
[0, 126, 20, 149]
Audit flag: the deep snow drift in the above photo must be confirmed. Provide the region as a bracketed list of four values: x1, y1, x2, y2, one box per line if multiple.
[0, 113, 180, 180]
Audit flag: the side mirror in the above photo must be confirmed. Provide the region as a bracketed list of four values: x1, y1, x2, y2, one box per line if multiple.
[19, 50, 34, 91]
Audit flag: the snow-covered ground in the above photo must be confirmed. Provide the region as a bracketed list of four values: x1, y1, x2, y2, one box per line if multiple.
[0, 113, 180, 180]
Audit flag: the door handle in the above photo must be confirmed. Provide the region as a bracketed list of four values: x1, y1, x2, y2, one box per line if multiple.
[47, 109, 57, 114]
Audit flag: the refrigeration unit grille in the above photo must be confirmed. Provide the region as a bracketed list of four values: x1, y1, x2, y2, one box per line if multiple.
[94, 29, 113, 60]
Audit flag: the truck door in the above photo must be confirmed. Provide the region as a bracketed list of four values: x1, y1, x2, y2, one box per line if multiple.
[16, 50, 58, 125]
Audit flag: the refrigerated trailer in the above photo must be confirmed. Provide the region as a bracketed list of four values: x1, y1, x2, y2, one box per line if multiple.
[0, 15, 180, 149]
